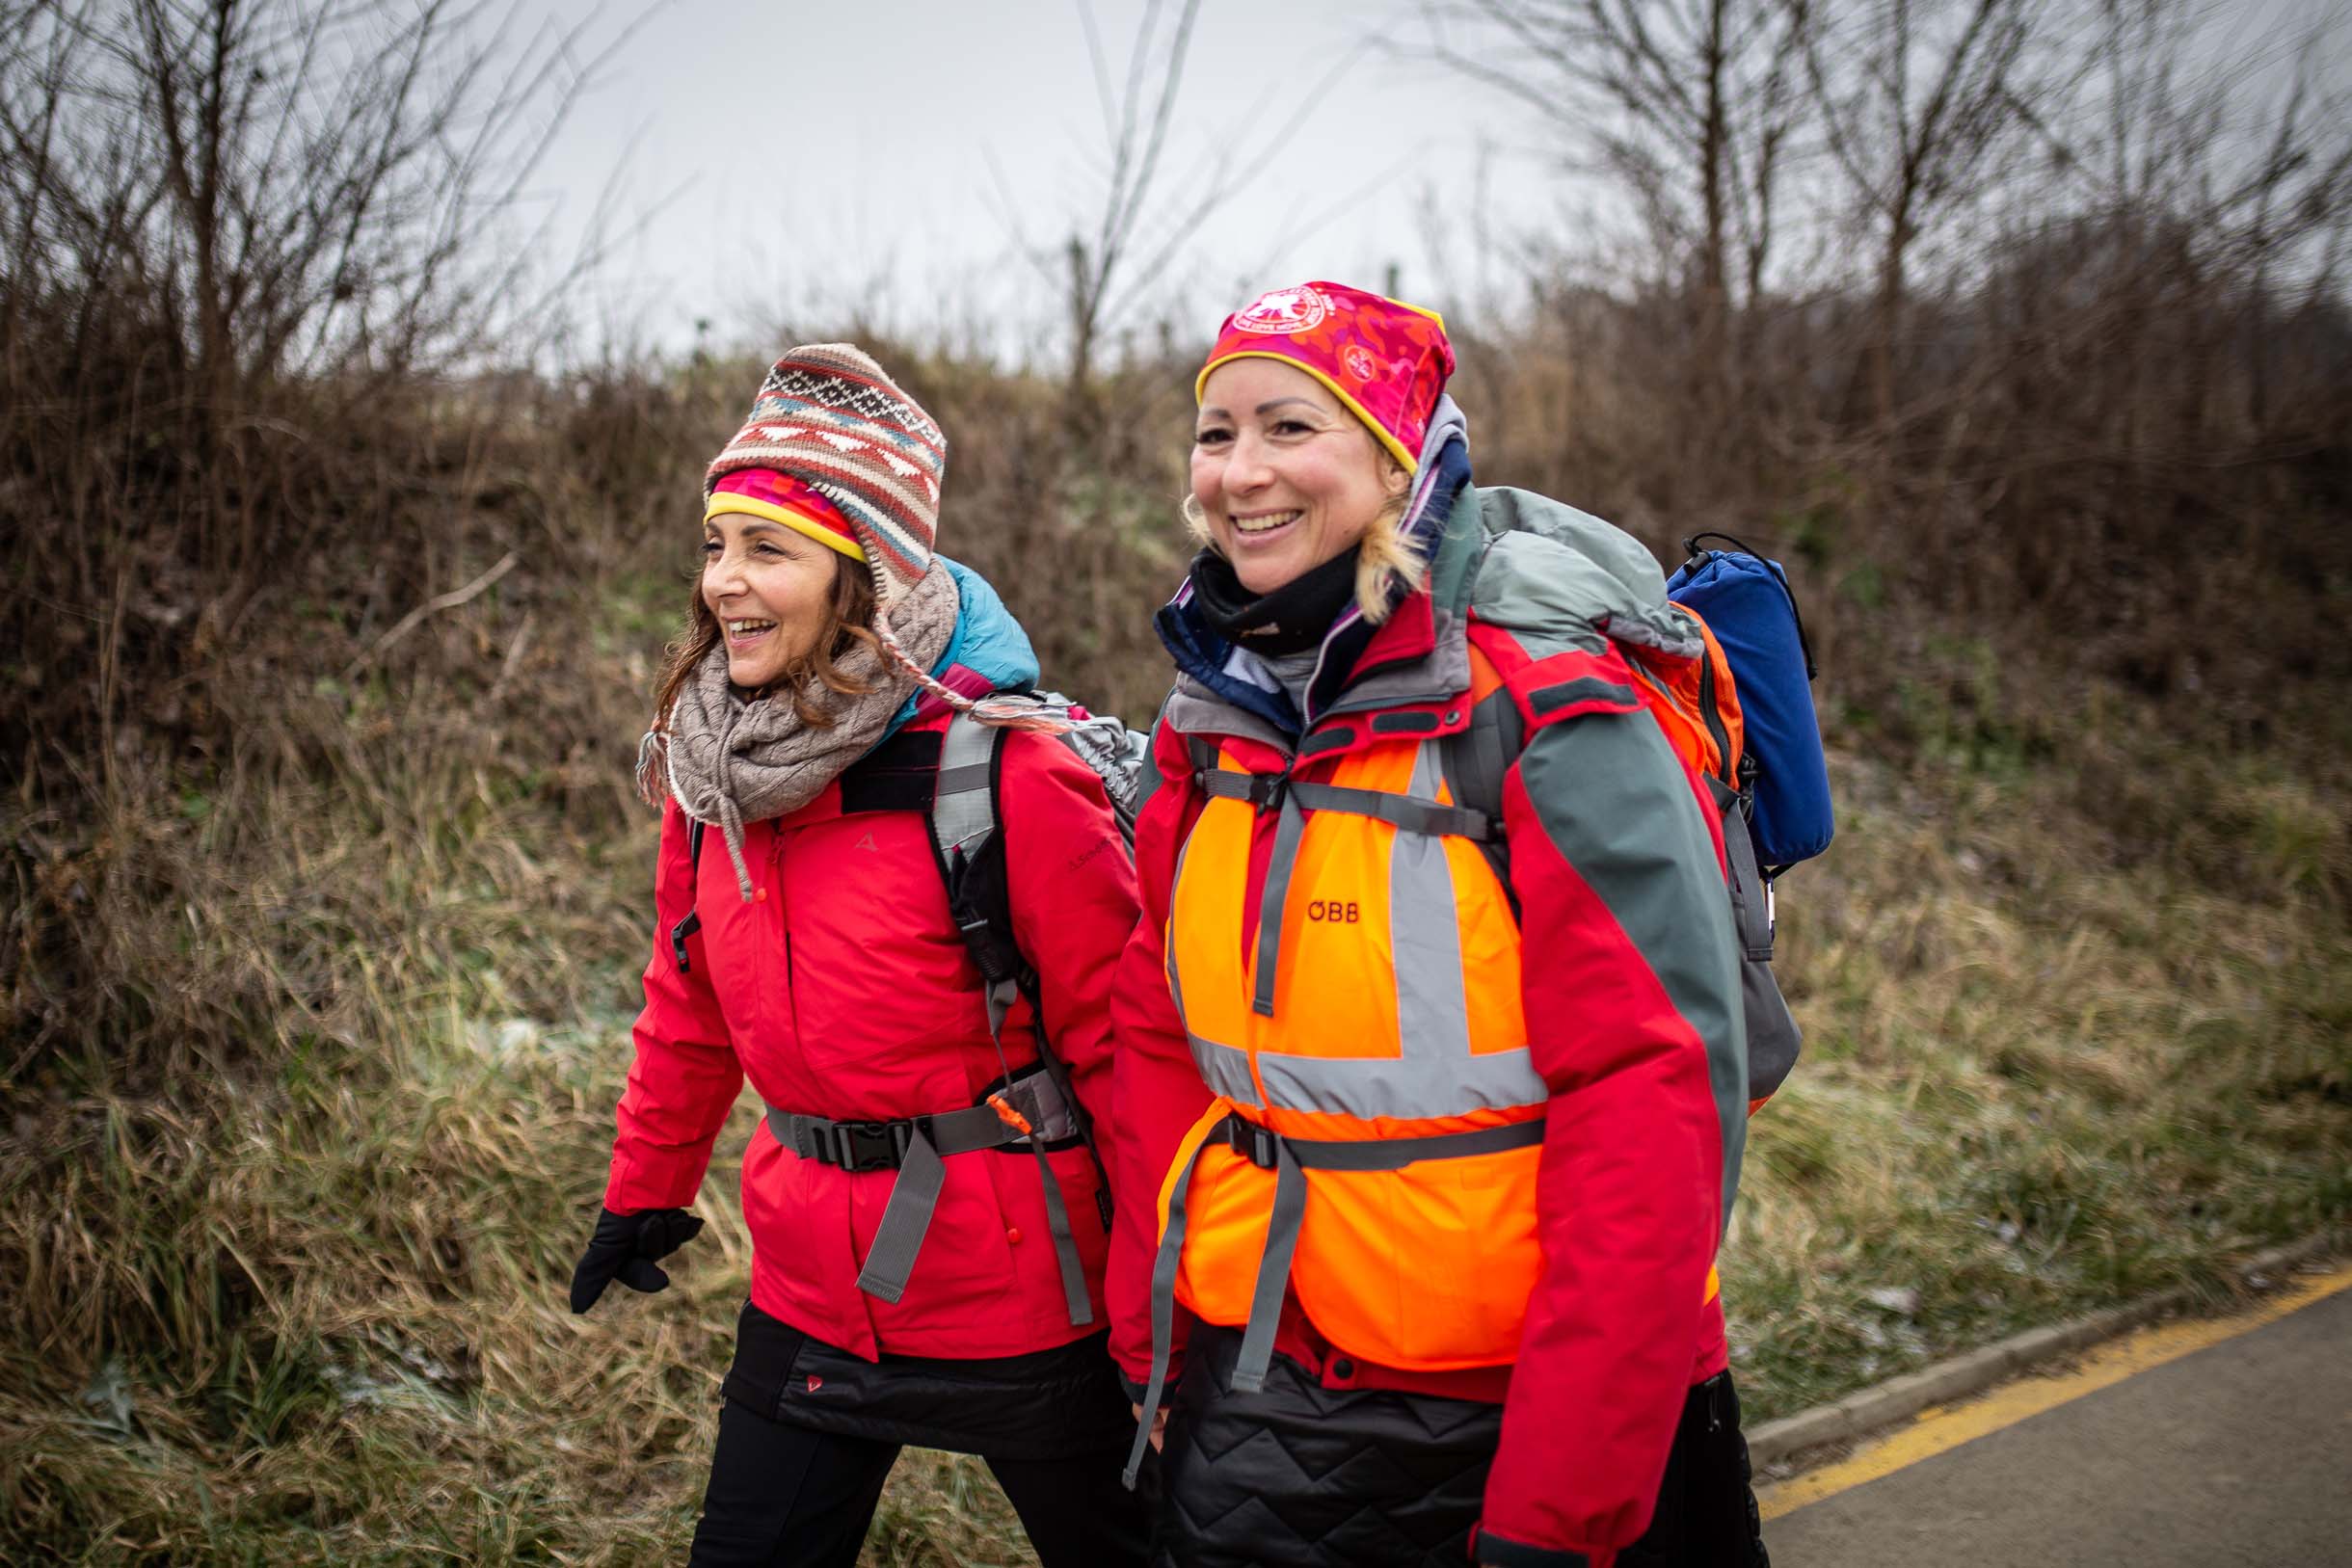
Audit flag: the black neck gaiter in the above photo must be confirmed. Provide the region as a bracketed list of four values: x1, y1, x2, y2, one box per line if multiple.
[1187, 545, 1359, 658]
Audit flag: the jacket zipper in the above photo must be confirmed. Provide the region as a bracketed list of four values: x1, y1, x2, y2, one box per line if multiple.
[769, 830, 793, 1041]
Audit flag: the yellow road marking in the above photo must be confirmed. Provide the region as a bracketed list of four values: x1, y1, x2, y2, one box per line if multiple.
[1758, 1262, 2352, 1521]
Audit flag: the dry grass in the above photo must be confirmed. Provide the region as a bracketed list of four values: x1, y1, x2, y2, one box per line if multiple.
[1724, 738, 2352, 1415]
[4, 351, 2347, 1557]
[5, 619, 2346, 1562]
[8, 7, 2345, 1558]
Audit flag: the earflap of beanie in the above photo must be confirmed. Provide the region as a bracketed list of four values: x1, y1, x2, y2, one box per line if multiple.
[806, 481, 935, 609]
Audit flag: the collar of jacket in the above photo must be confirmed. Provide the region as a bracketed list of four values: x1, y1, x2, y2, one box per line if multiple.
[1153, 592, 1303, 737]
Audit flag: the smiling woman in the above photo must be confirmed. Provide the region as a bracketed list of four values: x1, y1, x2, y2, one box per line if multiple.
[1107, 282, 1772, 1568]
[652, 468, 882, 728]
[577, 343, 1149, 1568]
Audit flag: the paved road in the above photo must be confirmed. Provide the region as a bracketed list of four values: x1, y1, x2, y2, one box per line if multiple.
[1760, 1281, 2352, 1567]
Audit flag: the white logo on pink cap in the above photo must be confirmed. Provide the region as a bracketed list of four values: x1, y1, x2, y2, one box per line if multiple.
[1232, 285, 1329, 334]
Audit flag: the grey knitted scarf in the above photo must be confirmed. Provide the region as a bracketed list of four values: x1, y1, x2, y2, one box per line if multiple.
[660, 562, 961, 899]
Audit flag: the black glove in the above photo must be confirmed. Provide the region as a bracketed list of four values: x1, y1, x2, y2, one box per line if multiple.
[568, 1207, 704, 1314]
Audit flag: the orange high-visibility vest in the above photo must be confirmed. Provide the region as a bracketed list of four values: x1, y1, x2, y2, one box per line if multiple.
[1161, 692, 1549, 1376]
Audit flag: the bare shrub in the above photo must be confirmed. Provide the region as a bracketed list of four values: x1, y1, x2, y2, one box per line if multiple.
[1430, 0, 2352, 768]
[0, 0, 646, 1085]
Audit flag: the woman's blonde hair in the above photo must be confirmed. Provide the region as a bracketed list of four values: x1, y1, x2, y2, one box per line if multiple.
[1181, 447, 1427, 625]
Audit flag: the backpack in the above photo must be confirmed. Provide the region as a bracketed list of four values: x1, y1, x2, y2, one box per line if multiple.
[666, 692, 1149, 1218]
[1667, 533, 1833, 871]
[1435, 532, 1828, 1112]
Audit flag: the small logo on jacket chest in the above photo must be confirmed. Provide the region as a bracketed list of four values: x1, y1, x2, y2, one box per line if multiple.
[1306, 898, 1361, 923]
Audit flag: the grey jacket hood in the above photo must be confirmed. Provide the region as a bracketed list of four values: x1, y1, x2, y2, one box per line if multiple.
[1457, 488, 1703, 664]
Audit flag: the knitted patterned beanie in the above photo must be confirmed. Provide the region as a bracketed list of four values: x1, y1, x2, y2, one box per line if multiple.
[706, 344, 947, 610]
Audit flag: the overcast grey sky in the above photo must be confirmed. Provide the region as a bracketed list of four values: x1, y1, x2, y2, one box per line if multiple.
[529, 0, 1575, 357]
[526, 0, 2348, 361]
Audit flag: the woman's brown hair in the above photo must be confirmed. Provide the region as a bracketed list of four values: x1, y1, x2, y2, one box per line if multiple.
[652, 552, 881, 731]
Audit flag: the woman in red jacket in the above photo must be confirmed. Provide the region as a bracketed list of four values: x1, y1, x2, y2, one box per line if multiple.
[570, 344, 1148, 1568]
[1108, 285, 1770, 1567]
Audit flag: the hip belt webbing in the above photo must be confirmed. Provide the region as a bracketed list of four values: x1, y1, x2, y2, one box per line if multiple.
[769, 1078, 1094, 1331]
[1121, 1110, 1545, 1489]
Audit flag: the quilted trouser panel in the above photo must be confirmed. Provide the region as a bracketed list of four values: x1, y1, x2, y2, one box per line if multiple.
[1153, 1325, 1502, 1568]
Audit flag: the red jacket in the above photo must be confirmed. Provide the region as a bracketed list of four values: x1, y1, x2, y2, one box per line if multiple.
[1109, 481, 1745, 1567]
[605, 705, 1138, 1361]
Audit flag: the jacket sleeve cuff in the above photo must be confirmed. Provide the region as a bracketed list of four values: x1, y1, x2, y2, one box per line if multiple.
[1113, 1358, 1183, 1403]
[603, 1143, 715, 1214]
[1470, 1526, 1598, 1568]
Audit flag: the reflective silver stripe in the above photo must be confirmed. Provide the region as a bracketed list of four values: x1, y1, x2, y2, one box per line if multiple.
[1169, 810, 1258, 1102]
[1392, 743, 1476, 1067]
[1166, 812, 1194, 1026]
[1253, 1042, 1540, 1117]
[1189, 1033, 1261, 1105]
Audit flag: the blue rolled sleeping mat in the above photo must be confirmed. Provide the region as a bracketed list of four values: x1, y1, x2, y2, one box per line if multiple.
[1667, 533, 1833, 872]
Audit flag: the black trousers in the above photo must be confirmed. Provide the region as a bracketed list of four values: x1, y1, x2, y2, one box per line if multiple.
[689, 1393, 1153, 1568]
[1616, 1373, 1771, 1568]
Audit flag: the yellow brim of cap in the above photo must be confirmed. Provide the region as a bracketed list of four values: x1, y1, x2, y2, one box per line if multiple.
[704, 492, 867, 561]
[1193, 351, 1420, 473]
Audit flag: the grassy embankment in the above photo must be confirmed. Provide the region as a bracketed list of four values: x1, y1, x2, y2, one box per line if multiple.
[3, 351, 2346, 1566]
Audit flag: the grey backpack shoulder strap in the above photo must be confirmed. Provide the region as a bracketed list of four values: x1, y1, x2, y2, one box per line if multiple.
[931, 707, 1001, 873]
[1437, 691, 1522, 899]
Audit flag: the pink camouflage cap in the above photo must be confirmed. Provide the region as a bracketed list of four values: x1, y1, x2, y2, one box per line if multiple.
[1195, 281, 1455, 471]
